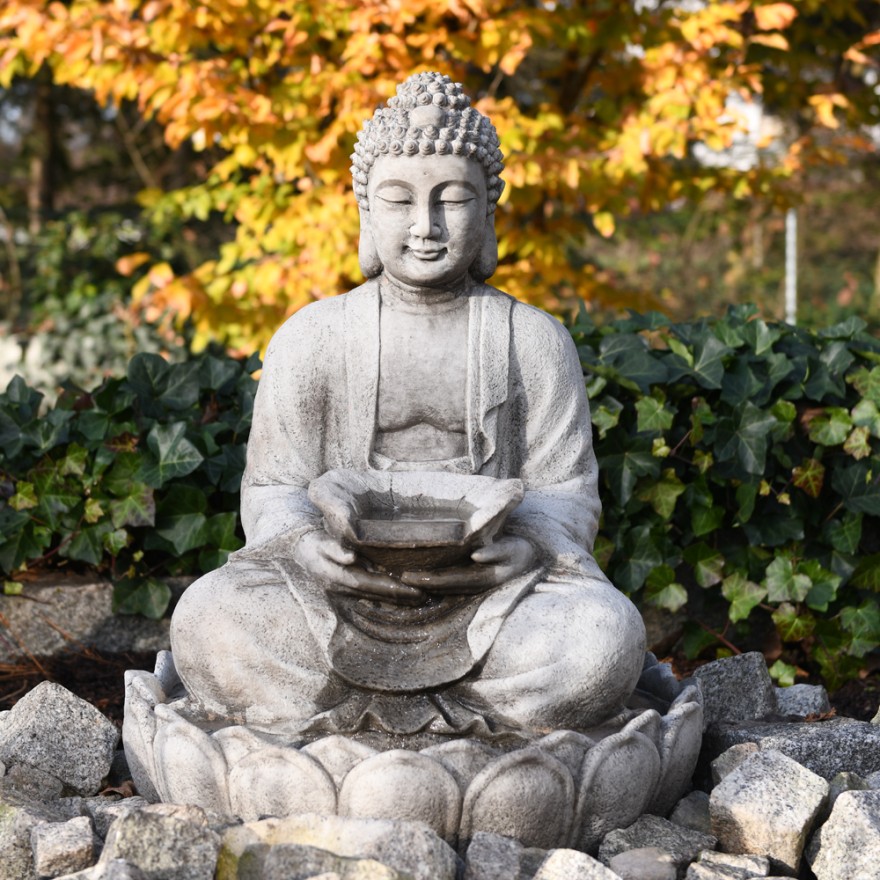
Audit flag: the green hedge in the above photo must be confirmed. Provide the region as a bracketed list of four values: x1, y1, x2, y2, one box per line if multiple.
[1, 304, 879, 687]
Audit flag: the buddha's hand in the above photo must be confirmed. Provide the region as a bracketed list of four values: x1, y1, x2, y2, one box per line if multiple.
[399, 535, 537, 595]
[294, 529, 426, 605]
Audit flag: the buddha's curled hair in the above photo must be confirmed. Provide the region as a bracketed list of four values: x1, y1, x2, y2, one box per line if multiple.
[351, 72, 505, 213]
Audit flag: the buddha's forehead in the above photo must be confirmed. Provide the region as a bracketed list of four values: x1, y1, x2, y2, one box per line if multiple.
[368, 153, 487, 195]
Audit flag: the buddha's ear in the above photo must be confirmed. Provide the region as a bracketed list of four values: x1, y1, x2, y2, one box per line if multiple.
[358, 208, 383, 279]
[469, 216, 498, 282]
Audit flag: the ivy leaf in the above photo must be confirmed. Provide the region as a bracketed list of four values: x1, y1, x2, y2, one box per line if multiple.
[851, 399, 880, 438]
[154, 512, 208, 555]
[113, 576, 172, 619]
[592, 398, 623, 439]
[691, 504, 724, 538]
[851, 554, 880, 591]
[198, 512, 244, 570]
[764, 556, 812, 603]
[9, 482, 38, 511]
[598, 335, 668, 392]
[839, 600, 880, 657]
[643, 565, 687, 612]
[689, 335, 731, 389]
[140, 422, 204, 488]
[792, 458, 825, 498]
[103, 528, 130, 556]
[635, 396, 674, 433]
[722, 572, 766, 622]
[807, 407, 852, 446]
[714, 402, 777, 475]
[824, 512, 863, 555]
[637, 468, 685, 519]
[772, 602, 816, 642]
[741, 319, 781, 356]
[600, 440, 660, 504]
[684, 543, 725, 587]
[847, 365, 880, 404]
[30, 471, 80, 531]
[768, 660, 798, 687]
[62, 522, 113, 566]
[800, 560, 841, 611]
[158, 362, 201, 411]
[612, 524, 665, 592]
[832, 460, 880, 515]
[844, 426, 872, 460]
[198, 355, 241, 393]
[0, 519, 49, 573]
[109, 483, 156, 528]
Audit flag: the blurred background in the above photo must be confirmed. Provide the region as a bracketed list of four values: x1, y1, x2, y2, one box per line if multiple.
[2, 0, 880, 394]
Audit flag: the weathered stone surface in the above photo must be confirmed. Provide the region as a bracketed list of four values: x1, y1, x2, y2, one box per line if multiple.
[598, 814, 716, 877]
[710, 749, 828, 874]
[0, 682, 119, 796]
[0, 788, 70, 880]
[30, 816, 96, 878]
[236, 843, 404, 880]
[55, 860, 149, 880]
[774, 684, 830, 718]
[711, 744, 758, 786]
[816, 771, 870, 824]
[807, 790, 880, 880]
[669, 792, 711, 836]
[685, 850, 769, 879]
[217, 813, 459, 880]
[82, 795, 152, 839]
[463, 832, 524, 880]
[532, 849, 621, 880]
[0, 575, 172, 663]
[608, 846, 677, 880]
[96, 805, 220, 880]
[693, 654, 776, 726]
[5, 763, 65, 801]
[702, 717, 880, 780]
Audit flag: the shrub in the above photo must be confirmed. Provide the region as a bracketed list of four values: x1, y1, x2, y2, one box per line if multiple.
[1, 305, 878, 687]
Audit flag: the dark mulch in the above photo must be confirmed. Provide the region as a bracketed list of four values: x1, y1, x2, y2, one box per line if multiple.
[1, 649, 878, 727]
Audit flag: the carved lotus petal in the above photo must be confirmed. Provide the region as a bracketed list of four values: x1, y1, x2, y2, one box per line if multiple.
[419, 739, 500, 790]
[213, 725, 270, 770]
[229, 747, 336, 822]
[153, 650, 182, 696]
[648, 684, 703, 816]
[122, 670, 166, 803]
[153, 704, 231, 814]
[339, 749, 462, 844]
[302, 735, 378, 787]
[535, 729, 595, 780]
[461, 748, 574, 850]
[572, 717, 662, 852]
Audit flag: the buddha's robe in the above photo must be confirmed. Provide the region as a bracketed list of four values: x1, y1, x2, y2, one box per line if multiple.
[170, 280, 646, 733]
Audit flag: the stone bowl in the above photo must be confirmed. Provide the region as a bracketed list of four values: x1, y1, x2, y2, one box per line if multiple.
[123, 652, 703, 854]
[308, 469, 524, 576]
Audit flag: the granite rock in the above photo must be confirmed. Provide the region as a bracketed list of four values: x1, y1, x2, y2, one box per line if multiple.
[598, 815, 716, 878]
[532, 848, 621, 880]
[669, 792, 711, 836]
[30, 816, 96, 878]
[773, 684, 830, 718]
[0, 783, 70, 880]
[95, 805, 220, 880]
[709, 749, 828, 874]
[685, 850, 769, 879]
[0, 682, 119, 796]
[702, 717, 880, 780]
[81, 796, 152, 839]
[217, 813, 459, 880]
[462, 831, 547, 880]
[608, 846, 677, 880]
[711, 744, 758, 786]
[236, 844, 404, 879]
[807, 789, 880, 880]
[693, 654, 776, 727]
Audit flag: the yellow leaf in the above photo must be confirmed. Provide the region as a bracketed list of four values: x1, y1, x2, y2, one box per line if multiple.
[754, 3, 797, 31]
[115, 252, 151, 276]
[749, 32, 789, 51]
[593, 211, 615, 238]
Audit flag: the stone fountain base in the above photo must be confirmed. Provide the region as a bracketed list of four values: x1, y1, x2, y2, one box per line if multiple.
[123, 651, 702, 854]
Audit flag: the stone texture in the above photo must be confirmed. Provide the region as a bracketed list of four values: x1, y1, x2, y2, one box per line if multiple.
[773, 684, 830, 717]
[217, 813, 459, 880]
[463, 832, 526, 880]
[237, 844, 404, 880]
[685, 850, 769, 879]
[807, 790, 880, 880]
[82, 796, 152, 839]
[30, 816, 96, 877]
[710, 749, 828, 874]
[0, 783, 70, 880]
[608, 846, 677, 880]
[816, 771, 870, 824]
[701, 717, 880, 780]
[693, 654, 776, 727]
[96, 805, 220, 880]
[0, 575, 172, 663]
[0, 682, 119, 796]
[669, 792, 711, 836]
[532, 849, 621, 880]
[711, 745, 758, 786]
[598, 815, 716, 878]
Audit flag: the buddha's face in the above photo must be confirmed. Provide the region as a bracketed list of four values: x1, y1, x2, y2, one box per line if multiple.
[366, 153, 489, 289]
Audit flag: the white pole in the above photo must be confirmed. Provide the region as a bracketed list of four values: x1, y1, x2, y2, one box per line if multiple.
[785, 207, 797, 325]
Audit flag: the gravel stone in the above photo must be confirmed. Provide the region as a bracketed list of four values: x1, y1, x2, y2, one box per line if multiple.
[598, 814, 716, 878]
[82, 796, 151, 839]
[710, 749, 828, 874]
[669, 792, 712, 836]
[0, 682, 119, 796]
[807, 789, 880, 880]
[0, 781, 70, 880]
[685, 850, 770, 878]
[248, 844, 403, 879]
[608, 846, 677, 880]
[463, 832, 524, 880]
[532, 848, 621, 880]
[711, 744, 758, 785]
[774, 684, 830, 717]
[693, 654, 777, 726]
[30, 816, 96, 877]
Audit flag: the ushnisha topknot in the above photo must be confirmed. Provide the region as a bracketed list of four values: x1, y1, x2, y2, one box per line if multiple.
[351, 72, 505, 213]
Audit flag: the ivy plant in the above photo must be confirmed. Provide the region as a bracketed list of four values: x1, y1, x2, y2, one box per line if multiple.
[1, 305, 879, 688]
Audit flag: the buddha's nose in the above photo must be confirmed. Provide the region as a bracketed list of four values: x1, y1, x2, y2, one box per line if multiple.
[410, 203, 439, 240]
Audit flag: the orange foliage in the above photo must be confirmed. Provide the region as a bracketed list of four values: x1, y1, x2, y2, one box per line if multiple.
[1, 0, 878, 351]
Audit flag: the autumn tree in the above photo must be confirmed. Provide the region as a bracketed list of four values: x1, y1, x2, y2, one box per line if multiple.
[1, 0, 879, 352]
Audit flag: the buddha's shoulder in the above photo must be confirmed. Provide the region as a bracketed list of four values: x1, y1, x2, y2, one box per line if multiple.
[477, 283, 572, 349]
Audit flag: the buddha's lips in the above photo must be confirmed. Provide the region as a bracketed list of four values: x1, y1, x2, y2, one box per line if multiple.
[407, 246, 446, 260]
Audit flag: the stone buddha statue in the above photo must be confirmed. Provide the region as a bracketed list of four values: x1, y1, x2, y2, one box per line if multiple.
[169, 72, 646, 738]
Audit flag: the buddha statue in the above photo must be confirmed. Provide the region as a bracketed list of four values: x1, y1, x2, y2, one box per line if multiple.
[169, 72, 647, 738]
